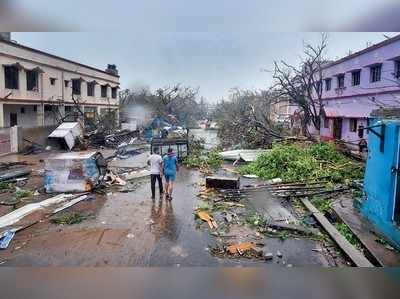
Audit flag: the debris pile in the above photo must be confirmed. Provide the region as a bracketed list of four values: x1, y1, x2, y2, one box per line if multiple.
[184, 150, 222, 173]
[0, 193, 89, 249]
[241, 142, 364, 184]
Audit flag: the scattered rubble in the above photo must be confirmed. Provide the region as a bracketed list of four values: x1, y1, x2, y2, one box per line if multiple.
[0, 230, 15, 249]
[196, 211, 218, 229]
[0, 193, 89, 229]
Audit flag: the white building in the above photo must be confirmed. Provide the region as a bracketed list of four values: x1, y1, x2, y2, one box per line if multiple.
[0, 33, 120, 128]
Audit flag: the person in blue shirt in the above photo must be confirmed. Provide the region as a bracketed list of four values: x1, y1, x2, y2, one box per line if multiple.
[163, 148, 179, 200]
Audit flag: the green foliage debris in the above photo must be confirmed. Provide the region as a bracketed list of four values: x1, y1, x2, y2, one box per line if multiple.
[15, 189, 33, 199]
[184, 137, 223, 170]
[335, 222, 363, 250]
[50, 212, 94, 225]
[0, 182, 10, 191]
[311, 196, 333, 214]
[240, 142, 364, 183]
[245, 213, 268, 228]
[278, 231, 290, 241]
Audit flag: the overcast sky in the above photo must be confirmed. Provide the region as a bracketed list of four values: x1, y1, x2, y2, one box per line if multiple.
[6, 1, 399, 101]
[13, 32, 396, 102]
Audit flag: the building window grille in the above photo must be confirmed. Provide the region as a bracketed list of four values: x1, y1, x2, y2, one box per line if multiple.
[370, 65, 382, 82]
[26, 70, 39, 91]
[351, 70, 361, 86]
[4, 65, 19, 89]
[325, 78, 331, 91]
[337, 74, 345, 88]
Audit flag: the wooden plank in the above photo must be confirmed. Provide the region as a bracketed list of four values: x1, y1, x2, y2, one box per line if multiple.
[332, 197, 400, 267]
[301, 197, 374, 267]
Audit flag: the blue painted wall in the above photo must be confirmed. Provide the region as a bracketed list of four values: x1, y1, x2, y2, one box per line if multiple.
[362, 118, 400, 247]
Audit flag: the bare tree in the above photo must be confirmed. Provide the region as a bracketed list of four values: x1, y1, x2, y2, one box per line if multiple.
[214, 88, 284, 148]
[119, 83, 200, 127]
[271, 33, 329, 135]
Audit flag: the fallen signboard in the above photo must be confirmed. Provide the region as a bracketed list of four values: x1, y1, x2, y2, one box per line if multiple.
[44, 152, 107, 193]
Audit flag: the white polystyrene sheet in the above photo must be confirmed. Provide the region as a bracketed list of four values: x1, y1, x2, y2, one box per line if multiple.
[219, 149, 269, 161]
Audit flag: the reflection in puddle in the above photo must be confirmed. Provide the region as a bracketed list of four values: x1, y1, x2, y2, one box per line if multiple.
[150, 198, 178, 241]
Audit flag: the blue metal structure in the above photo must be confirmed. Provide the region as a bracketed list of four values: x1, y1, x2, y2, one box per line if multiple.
[362, 111, 400, 248]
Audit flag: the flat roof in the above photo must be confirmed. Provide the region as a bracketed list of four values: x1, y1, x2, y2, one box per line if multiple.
[0, 38, 119, 78]
[324, 34, 400, 69]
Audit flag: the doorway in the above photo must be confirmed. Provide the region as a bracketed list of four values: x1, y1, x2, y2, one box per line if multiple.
[10, 113, 17, 127]
[333, 118, 342, 140]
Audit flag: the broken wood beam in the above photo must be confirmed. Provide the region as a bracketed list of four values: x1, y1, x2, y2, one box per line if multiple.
[301, 197, 374, 267]
[206, 176, 240, 190]
[269, 222, 319, 236]
[277, 187, 349, 198]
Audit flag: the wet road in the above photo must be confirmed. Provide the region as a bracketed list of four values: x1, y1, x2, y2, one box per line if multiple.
[0, 130, 336, 267]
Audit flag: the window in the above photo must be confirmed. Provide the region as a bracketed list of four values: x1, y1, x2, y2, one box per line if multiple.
[87, 82, 95, 97]
[64, 80, 69, 88]
[72, 79, 81, 95]
[50, 78, 56, 85]
[394, 61, 400, 79]
[351, 70, 361, 86]
[325, 78, 331, 91]
[337, 74, 345, 88]
[20, 107, 25, 114]
[349, 118, 357, 132]
[111, 87, 117, 99]
[324, 117, 330, 128]
[4, 65, 19, 89]
[33, 105, 37, 112]
[101, 85, 108, 97]
[370, 64, 382, 82]
[26, 70, 39, 91]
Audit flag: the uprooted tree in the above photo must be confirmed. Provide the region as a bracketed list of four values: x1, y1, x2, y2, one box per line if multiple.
[271, 33, 329, 136]
[49, 95, 119, 134]
[119, 84, 201, 127]
[213, 88, 286, 148]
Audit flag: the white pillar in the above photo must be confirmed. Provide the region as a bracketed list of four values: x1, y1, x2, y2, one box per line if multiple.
[37, 104, 44, 126]
[10, 125, 23, 153]
[0, 103, 4, 128]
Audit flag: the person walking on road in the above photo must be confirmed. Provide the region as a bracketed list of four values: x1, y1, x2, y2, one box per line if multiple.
[163, 148, 179, 200]
[147, 147, 164, 199]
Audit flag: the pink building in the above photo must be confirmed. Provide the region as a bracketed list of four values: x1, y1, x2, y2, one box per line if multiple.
[318, 34, 400, 145]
